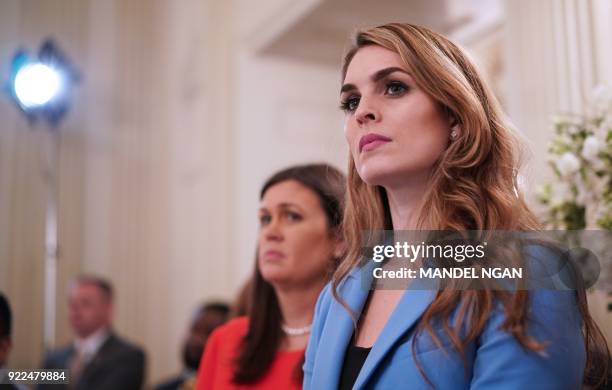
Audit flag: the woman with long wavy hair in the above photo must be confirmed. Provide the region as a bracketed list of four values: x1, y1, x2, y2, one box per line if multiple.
[197, 164, 345, 389]
[303, 23, 609, 389]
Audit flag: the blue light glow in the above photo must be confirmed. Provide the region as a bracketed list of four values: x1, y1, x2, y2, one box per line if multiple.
[14, 63, 63, 108]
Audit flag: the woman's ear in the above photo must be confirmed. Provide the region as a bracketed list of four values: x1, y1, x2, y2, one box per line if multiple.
[334, 242, 346, 259]
[450, 124, 461, 141]
[446, 110, 461, 140]
[449, 116, 461, 141]
[332, 230, 347, 259]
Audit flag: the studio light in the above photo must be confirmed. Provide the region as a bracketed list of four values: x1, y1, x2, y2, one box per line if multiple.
[3, 38, 80, 350]
[5, 38, 79, 127]
[14, 63, 63, 108]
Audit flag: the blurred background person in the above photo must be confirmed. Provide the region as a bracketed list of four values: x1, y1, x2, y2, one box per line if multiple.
[40, 276, 146, 390]
[155, 302, 230, 390]
[196, 163, 346, 389]
[0, 293, 26, 390]
[0, 293, 12, 369]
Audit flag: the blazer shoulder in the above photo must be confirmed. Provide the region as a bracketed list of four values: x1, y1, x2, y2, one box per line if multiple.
[112, 333, 143, 350]
[318, 282, 334, 307]
[313, 282, 335, 320]
[101, 333, 146, 364]
[42, 344, 73, 368]
[222, 316, 249, 331]
[309, 282, 338, 343]
[208, 316, 248, 344]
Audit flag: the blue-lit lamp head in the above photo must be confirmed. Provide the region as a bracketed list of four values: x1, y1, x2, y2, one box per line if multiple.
[6, 39, 79, 127]
[15, 63, 63, 108]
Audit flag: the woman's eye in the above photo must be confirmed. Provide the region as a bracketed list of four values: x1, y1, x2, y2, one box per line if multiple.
[259, 215, 271, 226]
[340, 96, 360, 113]
[286, 212, 303, 222]
[385, 81, 408, 96]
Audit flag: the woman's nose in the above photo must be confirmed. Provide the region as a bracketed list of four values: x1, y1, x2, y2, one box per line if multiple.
[355, 97, 380, 125]
[263, 219, 283, 241]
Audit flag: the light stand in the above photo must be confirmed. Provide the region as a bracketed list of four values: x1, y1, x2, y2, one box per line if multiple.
[5, 38, 79, 351]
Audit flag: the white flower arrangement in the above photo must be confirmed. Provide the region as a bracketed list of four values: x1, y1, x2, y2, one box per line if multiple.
[538, 85, 612, 230]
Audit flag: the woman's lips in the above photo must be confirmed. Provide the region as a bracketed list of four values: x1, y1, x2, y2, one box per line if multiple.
[262, 250, 285, 261]
[359, 133, 391, 152]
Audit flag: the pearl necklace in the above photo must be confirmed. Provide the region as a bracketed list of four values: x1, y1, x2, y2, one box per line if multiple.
[281, 323, 312, 336]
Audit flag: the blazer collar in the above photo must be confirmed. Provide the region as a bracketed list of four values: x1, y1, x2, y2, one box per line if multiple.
[311, 260, 373, 389]
[77, 332, 117, 383]
[353, 285, 436, 389]
[314, 260, 436, 389]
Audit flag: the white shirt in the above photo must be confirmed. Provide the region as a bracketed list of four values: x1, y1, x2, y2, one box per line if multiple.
[73, 327, 110, 365]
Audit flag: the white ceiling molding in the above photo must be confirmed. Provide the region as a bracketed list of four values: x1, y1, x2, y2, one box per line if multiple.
[248, 0, 460, 65]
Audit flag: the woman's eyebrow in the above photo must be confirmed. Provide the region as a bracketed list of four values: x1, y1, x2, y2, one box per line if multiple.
[259, 203, 304, 212]
[372, 67, 410, 82]
[278, 203, 304, 212]
[340, 83, 357, 94]
[340, 67, 410, 94]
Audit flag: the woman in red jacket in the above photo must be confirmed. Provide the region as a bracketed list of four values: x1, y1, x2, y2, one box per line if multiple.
[197, 164, 345, 389]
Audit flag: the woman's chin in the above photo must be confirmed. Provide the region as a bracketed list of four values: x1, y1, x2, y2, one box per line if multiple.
[260, 268, 291, 285]
[357, 164, 400, 187]
[357, 159, 434, 188]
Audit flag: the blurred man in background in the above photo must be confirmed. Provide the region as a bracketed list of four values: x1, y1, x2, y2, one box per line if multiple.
[155, 302, 230, 390]
[40, 275, 146, 389]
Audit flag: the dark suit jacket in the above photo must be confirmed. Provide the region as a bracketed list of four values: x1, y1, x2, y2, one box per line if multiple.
[0, 384, 28, 390]
[39, 332, 145, 390]
[154, 375, 186, 390]
[0, 383, 28, 390]
[155, 371, 196, 390]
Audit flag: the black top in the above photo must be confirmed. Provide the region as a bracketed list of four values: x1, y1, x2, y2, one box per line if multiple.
[339, 343, 372, 390]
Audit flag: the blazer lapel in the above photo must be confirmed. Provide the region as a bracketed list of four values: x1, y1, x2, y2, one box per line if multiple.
[311, 261, 375, 390]
[78, 333, 115, 386]
[352, 280, 437, 389]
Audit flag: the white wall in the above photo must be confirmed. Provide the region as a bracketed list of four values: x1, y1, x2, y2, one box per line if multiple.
[232, 0, 348, 283]
[233, 50, 347, 282]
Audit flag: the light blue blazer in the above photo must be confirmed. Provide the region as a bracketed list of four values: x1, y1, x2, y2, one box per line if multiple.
[303, 247, 586, 389]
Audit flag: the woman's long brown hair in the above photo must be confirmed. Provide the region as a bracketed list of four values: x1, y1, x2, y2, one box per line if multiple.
[333, 23, 609, 387]
[233, 163, 346, 384]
